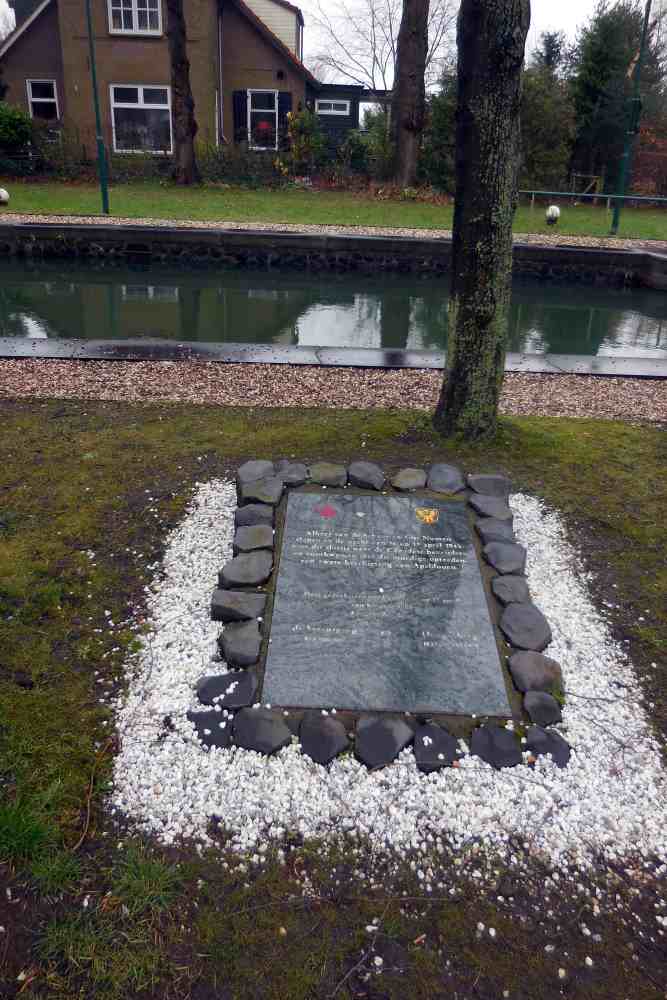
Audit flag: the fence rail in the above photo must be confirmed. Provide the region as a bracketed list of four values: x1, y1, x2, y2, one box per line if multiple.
[519, 189, 667, 205]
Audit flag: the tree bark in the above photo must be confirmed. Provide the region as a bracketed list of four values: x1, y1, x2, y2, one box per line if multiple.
[392, 0, 430, 188]
[433, 0, 530, 439]
[166, 0, 200, 185]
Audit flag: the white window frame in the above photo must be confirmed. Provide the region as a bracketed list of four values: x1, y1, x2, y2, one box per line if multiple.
[108, 0, 162, 36]
[121, 284, 179, 302]
[247, 89, 279, 151]
[26, 79, 59, 120]
[315, 99, 350, 116]
[110, 84, 173, 155]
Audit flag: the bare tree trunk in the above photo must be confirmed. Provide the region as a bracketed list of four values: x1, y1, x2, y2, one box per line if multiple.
[166, 0, 200, 185]
[433, 0, 530, 439]
[392, 0, 429, 188]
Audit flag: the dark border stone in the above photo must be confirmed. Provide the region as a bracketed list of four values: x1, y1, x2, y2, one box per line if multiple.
[233, 707, 292, 755]
[299, 712, 350, 765]
[413, 723, 458, 773]
[470, 725, 522, 769]
[355, 716, 414, 769]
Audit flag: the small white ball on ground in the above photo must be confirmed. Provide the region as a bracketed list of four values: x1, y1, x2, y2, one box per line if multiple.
[0, 188, 10, 206]
[546, 204, 560, 226]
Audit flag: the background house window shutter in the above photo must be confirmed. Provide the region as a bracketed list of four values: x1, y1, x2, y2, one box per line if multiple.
[233, 90, 248, 142]
[278, 91, 292, 146]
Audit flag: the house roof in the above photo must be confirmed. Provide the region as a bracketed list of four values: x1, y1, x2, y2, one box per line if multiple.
[230, 0, 318, 86]
[0, 0, 51, 60]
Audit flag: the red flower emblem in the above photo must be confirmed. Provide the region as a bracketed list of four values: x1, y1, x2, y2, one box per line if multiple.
[315, 504, 337, 519]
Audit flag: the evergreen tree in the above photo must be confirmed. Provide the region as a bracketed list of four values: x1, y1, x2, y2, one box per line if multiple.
[533, 30, 566, 74]
[568, 1, 665, 191]
[520, 66, 575, 188]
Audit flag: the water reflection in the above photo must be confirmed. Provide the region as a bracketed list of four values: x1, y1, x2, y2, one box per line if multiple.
[0, 263, 665, 357]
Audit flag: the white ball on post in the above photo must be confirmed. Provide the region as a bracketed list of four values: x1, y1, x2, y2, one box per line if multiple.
[545, 204, 560, 226]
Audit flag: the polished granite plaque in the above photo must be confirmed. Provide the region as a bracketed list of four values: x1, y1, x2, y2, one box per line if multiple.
[262, 491, 510, 715]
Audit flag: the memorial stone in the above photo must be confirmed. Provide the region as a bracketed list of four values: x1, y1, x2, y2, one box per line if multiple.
[262, 491, 510, 715]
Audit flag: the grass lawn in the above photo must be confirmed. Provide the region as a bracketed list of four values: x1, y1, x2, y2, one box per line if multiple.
[0, 400, 665, 999]
[1, 180, 666, 240]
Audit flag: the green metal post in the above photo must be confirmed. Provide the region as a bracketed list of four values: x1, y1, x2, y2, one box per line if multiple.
[610, 0, 652, 235]
[85, 0, 110, 215]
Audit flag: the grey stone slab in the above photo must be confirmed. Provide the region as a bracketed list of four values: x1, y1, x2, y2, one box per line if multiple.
[413, 723, 458, 773]
[219, 620, 262, 667]
[219, 550, 273, 588]
[475, 518, 515, 546]
[233, 524, 274, 554]
[508, 651, 563, 693]
[391, 468, 427, 491]
[211, 589, 267, 623]
[468, 474, 511, 497]
[276, 460, 308, 486]
[471, 725, 522, 769]
[299, 712, 349, 765]
[238, 476, 284, 507]
[491, 575, 530, 606]
[524, 691, 562, 726]
[187, 709, 233, 749]
[468, 495, 513, 521]
[483, 542, 527, 575]
[500, 603, 552, 651]
[195, 669, 258, 709]
[233, 707, 292, 755]
[262, 491, 510, 716]
[7, 337, 667, 379]
[525, 726, 571, 767]
[235, 503, 274, 528]
[309, 462, 348, 487]
[355, 716, 414, 769]
[237, 460, 274, 486]
[426, 463, 465, 494]
[348, 461, 385, 491]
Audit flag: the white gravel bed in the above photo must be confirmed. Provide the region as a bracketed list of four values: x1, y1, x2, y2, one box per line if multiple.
[1, 361, 666, 423]
[1, 211, 666, 252]
[111, 479, 667, 869]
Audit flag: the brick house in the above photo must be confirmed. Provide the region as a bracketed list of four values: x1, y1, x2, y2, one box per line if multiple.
[0, 0, 379, 157]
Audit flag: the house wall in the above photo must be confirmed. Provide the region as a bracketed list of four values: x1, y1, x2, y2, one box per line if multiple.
[243, 0, 298, 55]
[1, 0, 308, 155]
[54, 0, 220, 153]
[221, 0, 306, 143]
[0, 3, 65, 119]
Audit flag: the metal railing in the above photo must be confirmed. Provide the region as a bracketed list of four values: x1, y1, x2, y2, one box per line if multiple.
[519, 189, 667, 206]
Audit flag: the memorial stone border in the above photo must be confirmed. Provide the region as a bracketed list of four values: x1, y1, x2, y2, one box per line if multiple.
[186, 461, 570, 771]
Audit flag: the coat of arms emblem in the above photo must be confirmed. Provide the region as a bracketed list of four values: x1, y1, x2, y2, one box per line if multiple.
[415, 507, 439, 525]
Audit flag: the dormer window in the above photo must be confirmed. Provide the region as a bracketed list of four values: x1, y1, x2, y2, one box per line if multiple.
[108, 0, 162, 35]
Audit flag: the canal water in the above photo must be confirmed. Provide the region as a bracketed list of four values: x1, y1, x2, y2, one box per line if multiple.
[1, 261, 665, 357]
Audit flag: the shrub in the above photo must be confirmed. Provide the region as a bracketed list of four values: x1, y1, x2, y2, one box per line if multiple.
[334, 129, 369, 178]
[361, 107, 394, 180]
[276, 109, 327, 177]
[419, 82, 456, 193]
[0, 102, 33, 153]
[197, 140, 282, 186]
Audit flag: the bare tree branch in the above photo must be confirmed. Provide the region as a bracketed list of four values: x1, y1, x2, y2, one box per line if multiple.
[308, 0, 456, 90]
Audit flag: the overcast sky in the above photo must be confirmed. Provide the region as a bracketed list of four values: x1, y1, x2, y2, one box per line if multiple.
[0, 0, 600, 58]
[296, 0, 601, 63]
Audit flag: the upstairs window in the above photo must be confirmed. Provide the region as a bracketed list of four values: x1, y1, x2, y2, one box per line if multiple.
[26, 80, 59, 121]
[109, 0, 162, 34]
[248, 90, 278, 150]
[111, 85, 172, 153]
[315, 99, 350, 116]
